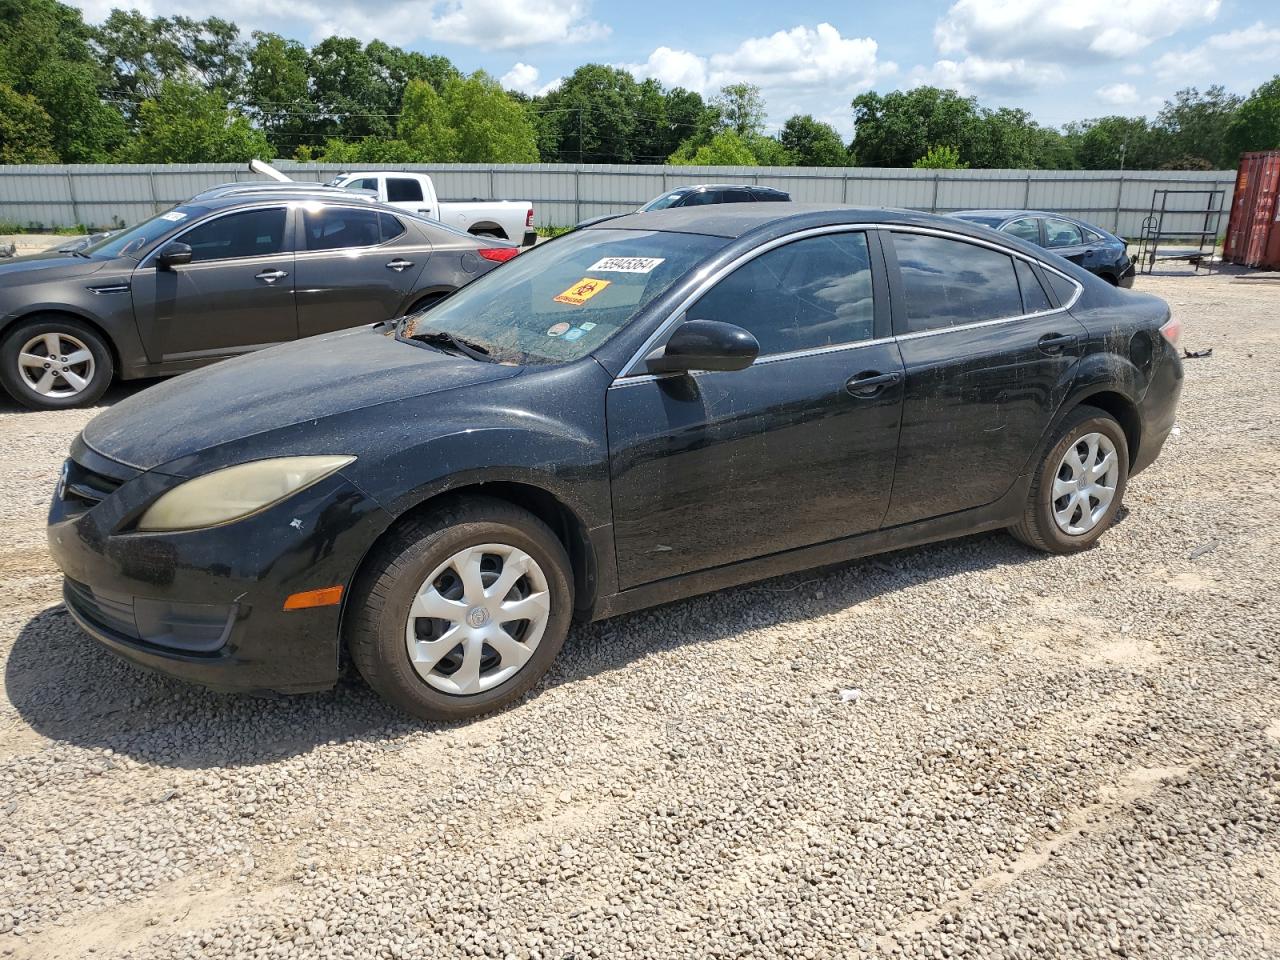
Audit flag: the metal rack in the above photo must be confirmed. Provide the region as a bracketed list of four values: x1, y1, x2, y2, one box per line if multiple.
[1136, 188, 1226, 275]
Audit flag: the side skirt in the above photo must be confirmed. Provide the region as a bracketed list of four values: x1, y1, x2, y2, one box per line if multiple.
[589, 474, 1032, 622]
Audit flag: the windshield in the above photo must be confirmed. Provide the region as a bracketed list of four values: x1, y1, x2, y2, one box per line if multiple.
[952, 214, 1006, 229]
[640, 191, 689, 212]
[400, 228, 726, 364]
[84, 205, 209, 259]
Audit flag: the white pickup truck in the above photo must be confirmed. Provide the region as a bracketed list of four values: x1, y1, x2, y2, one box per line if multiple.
[326, 171, 537, 247]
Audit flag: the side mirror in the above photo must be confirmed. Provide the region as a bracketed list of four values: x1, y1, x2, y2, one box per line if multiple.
[645, 319, 759, 374]
[156, 241, 192, 269]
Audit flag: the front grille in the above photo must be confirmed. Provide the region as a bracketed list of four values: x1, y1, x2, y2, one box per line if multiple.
[65, 578, 138, 639]
[61, 458, 123, 509]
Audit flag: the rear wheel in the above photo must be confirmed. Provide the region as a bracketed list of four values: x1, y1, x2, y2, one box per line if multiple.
[345, 498, 573, 721]
[0, 316, 113, 410]
[1011, 405, 1128, 553]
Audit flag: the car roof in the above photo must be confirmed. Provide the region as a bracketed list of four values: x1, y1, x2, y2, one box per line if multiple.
[186, 189, 384, 210]
[952, 209, 1115, 235]
[588, 203, 1002, 240]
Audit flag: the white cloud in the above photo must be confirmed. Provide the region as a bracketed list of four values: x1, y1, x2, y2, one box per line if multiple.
[909, 56, 1063, 95]
[499, 62, 561, 95]
[935, 0, 1221, 62]
[1153, 22, 1280, 80]
[69, 0, 609, 49]
[622, 23, 895, 135]
[1096, 82, 1140, 105]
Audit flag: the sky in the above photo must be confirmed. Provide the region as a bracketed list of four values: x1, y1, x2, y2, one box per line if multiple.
[68, 0, 1280, 137]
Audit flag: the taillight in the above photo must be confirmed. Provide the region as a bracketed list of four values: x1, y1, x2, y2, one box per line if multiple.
[526, 208, 534, 228]
[1159, 315, 1182, 348]
[478, 247, 519, 263]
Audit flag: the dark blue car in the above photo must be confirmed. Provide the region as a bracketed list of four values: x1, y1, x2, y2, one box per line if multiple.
[951, 210, 1135, 287]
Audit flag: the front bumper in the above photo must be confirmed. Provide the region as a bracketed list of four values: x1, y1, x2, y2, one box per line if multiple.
[47, 439, 390, 694]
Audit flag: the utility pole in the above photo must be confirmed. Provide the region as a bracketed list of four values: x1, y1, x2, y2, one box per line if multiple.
[1119, 140, 1127, 172]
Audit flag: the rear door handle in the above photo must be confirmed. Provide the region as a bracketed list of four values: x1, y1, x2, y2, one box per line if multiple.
[386, 259, 414, 272]
[255, 269, 288, 283]
[845, 371, 902, 397]
[1038, 333, 1078, 353]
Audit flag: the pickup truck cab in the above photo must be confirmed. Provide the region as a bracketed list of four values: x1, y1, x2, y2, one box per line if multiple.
[328, 172, 537, 248]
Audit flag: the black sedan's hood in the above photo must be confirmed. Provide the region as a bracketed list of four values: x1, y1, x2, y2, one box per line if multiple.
[0, 249, 111, 285]
[83, 325, 521, 471]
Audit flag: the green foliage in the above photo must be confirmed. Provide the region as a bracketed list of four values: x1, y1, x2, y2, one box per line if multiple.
[668, 130, 759, 166]
[779, 115, 848, 166]
[443, 72, 539, 163]
[1157, 86, 1243, 169]
[713, 83, 767, 138]
[95, 11, 248, 109]
[0, 84, 58, 163]
[913, 145, 967, 169]
[125, 80, 270, 163]
[1227, 75, 1280, 158]
[398, 79, 454, 161]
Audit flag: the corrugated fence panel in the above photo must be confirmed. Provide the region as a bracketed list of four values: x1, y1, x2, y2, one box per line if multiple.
[0, 162, 1235, 237]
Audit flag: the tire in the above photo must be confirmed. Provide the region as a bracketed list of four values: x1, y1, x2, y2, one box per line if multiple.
[0, 315, 113, 410]
[407, 292, 448, 315]
[345, 497, 574, 722]
[1010, 405, 1129, 554]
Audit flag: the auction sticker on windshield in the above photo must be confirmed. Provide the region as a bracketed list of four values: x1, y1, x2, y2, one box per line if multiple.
[553, 278, 611, 306]
[587, 257, 665, 274]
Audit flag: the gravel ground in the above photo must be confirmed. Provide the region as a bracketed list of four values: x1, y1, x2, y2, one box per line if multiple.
[1, 271, 1278, 959]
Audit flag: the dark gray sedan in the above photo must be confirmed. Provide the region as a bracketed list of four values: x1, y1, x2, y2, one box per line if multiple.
[0, 190, 518, 410]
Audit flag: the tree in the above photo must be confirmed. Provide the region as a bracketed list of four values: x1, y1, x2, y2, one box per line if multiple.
[779, 115, 848, 166]
[0, 83, 58, 163]
[668, 130, 758, 165]
[397, 79, 454, 161]
[1157, 86, 1243, 169]
[851, 87, 981, 167]
[442, 72, 539, 163]
[534, 64, 643, 163]
[713, 83, 766, 137]
[247, 32, 312, 155]
[0, 0, 127, 161]
[95, 12, 247, 110]
[1227, 74, 1280, 159]
[1063, 116, 1166, 170]
[913, 145, 966, 169]
[125, 80, 270, 163]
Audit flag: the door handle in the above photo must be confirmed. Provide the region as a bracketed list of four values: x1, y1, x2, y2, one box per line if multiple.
[1038, 333, 1078, 353]
[845, 371, 902, 397]
[386, 259, 414, 272]
[255, 269, 288, 283]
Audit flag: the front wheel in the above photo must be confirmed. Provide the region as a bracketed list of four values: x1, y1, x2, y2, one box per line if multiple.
[345, 498, 573, 721]
[0, 316, 114, 410]
[1011, 406, 1129, 553]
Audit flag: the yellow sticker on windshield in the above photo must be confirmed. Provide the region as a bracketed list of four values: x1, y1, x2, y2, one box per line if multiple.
[554, 277, 611, 306]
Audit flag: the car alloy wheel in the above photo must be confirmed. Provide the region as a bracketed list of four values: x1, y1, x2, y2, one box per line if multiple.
[18, 332, 95, 399]
[405, 542, 551, 695]
[1051, 431, 1119, 535]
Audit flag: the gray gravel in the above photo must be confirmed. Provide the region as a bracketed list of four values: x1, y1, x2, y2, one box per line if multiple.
[1, 271, 1278, 959]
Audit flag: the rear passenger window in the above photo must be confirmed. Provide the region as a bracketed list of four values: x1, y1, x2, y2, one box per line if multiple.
[303, 206, 382, 251]
[691, 232, 875, 355]
[387, 178, 424, 203]
[893, 233, 1023, 333]
[379, 212, 405, 242]
[1045, 271, 1079, 306]
[1016, 259, 1053, 313]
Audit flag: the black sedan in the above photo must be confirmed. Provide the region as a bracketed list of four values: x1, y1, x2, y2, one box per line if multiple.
[950, 210, 1135, 287]
[48, 205, 1183, 721]
[575, 184, 790, 228]
[0, 190, 518, 410]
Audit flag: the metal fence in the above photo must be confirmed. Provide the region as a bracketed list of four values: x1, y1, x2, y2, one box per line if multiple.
[0, 161, 1235, 239]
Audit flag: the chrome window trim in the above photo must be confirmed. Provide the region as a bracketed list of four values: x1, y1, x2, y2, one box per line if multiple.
[613, 220, 1084, 381]
[138, 201, 290, 268]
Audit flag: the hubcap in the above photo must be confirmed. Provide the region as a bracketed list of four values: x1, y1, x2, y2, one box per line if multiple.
[1052, 431, 1119, 536]
[17, 332, 94, 398]
[405, 543, 551, 696]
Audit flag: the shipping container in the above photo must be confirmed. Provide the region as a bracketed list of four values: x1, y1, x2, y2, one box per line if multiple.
[1224, 150, 1280, 269]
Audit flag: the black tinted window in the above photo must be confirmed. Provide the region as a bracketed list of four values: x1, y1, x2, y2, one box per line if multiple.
[1045, 271, 1079, 305]
[1016, 259, 1052, 312]
[893, 233, 1023, 333]
[379, 212, 405, 242]
[681, 191, 718, 207]
[180, 208, 286, 263]
[1044, 218, 1084, 248]
[721, 189, 753, 203]
[387, 178, 423, 202]
[303, 206, 382, 251]
[691, 232, 875, 355]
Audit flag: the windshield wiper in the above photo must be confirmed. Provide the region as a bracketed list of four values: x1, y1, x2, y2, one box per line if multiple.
[409, 328, 495, 363]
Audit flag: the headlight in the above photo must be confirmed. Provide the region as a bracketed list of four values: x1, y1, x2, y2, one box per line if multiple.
[136, 456, 356, 532]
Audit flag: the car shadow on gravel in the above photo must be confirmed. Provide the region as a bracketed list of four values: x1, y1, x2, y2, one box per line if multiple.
[6, 529, 1047, 769]
[0, 377, 156, 414]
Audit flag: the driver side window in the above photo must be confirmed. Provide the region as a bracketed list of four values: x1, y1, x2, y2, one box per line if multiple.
[179, 208, 287, 263]
[689, 232, 875, 356]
